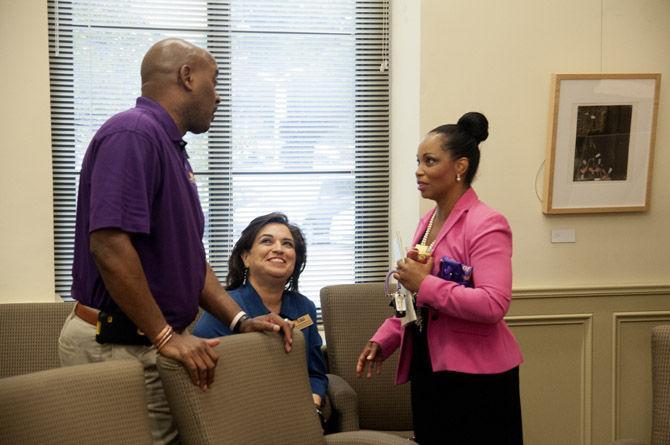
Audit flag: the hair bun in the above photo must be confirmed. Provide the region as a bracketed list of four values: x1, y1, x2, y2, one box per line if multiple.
[457, 112, 489, 143]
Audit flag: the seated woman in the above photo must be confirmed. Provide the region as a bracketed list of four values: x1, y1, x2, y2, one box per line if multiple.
[193, 212, 328, 416]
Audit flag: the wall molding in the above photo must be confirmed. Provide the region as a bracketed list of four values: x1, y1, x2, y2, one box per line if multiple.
[507, 313, 593, 445]
[506, 313, 593, 325]
[513, 284, 670, 300]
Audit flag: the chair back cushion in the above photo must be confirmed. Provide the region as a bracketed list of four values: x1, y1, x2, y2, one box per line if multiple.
[0, 359, 152, 444]
[0, 302, 75, 378]
[158, 331, 326, 445]
[652, 325, 670, 445]
[320, 284, 412, 431]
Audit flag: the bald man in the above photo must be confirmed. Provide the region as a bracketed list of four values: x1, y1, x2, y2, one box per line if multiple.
[58, 38, 293, 444]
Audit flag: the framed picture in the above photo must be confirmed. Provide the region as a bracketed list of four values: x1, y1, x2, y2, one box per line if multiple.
[543, 73, 661, 214]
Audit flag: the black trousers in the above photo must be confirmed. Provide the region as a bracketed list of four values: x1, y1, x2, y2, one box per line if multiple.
[409, 326, 523, 445]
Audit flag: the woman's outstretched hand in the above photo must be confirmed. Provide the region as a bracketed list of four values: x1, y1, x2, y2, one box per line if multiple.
[356, 341, 383, 378]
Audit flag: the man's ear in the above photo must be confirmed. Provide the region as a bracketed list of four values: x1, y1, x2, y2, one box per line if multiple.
[178, 64, 194, 91]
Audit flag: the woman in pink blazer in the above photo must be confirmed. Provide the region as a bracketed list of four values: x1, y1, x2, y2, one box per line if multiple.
[356, 112, 523, 444]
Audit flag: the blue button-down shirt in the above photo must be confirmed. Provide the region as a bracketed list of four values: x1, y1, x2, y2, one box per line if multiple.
[193, 283, 328, 398]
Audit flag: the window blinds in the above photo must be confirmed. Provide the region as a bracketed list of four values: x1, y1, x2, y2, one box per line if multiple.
[48, 0, 390, 311]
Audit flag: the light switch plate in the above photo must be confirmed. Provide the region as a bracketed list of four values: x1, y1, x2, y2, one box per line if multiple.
[551, 229, 576, 243]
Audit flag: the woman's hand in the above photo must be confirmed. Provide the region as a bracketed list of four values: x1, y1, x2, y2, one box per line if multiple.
[394, 253, 434, 293]
[356, 341, 384, 378]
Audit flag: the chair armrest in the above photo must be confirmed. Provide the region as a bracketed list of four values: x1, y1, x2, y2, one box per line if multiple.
[327, 373, 360, 432]
[325, 430, 413, 444]
[321, 343, 329, 370]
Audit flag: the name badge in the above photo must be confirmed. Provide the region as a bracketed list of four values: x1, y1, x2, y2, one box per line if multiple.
[293, 314, 314, 330]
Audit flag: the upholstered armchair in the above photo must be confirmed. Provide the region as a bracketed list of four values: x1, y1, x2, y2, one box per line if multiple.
[157, 330, 412, 445]
[0, 359, 153, 444]
[0, 301, 75, 378]
[320, 283, 413, 438]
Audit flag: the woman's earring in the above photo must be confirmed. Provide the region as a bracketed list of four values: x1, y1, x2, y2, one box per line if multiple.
[456, 174, 462, 182]
[243, 268, 248, 285]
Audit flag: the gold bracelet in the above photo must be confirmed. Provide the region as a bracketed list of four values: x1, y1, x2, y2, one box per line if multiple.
[153, 324, 171, 345]
[156, 330, 174, 352]
[154, 325, 174, 350]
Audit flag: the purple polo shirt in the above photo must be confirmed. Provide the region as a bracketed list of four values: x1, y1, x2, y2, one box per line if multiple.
[71, 97, 206, 331]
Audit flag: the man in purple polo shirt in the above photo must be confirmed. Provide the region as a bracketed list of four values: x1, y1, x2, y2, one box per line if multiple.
[58, 38, 293, 444]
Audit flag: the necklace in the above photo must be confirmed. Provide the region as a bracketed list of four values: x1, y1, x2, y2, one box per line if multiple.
[414, 208, 438, 260]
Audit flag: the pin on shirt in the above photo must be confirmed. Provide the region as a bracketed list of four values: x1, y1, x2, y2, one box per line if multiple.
[289, 314, 314, 330]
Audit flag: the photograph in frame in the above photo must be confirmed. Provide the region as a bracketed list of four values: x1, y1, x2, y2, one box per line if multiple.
[543, 73, 661, 214]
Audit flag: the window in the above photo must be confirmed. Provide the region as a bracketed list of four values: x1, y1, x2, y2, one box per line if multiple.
[48, 0, 390, 312]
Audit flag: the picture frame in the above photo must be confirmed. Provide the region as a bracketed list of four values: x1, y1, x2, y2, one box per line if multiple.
[543, 73, 661, 214]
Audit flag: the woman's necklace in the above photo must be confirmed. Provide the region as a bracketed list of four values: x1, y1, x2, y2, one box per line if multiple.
[412, 208, 439, 332]
[414, 208, 438, 261]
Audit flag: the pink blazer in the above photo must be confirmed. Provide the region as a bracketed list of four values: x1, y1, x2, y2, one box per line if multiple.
[371, 188, 523, 384]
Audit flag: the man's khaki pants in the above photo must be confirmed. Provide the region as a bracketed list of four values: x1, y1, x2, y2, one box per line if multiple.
[58, 309, 179, 445]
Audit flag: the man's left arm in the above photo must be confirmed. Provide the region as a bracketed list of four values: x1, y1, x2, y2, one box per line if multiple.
[198, 263, 293, 352]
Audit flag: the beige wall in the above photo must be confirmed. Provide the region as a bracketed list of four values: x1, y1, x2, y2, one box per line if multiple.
[420, 0, 670, 289]
[5, 1, 667, 297]
[389, 0, 422, 241]
[0, 0, 55, 303]
[416, 2, 670, 442]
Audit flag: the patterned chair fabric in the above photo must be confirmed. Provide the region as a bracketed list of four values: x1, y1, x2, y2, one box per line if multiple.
[158, 330, 411, 445]
[0, 301, 75, 378]
[0, 359, 153, 444]
[320, 283, 413, 437]
[651, 325, 670, 445]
